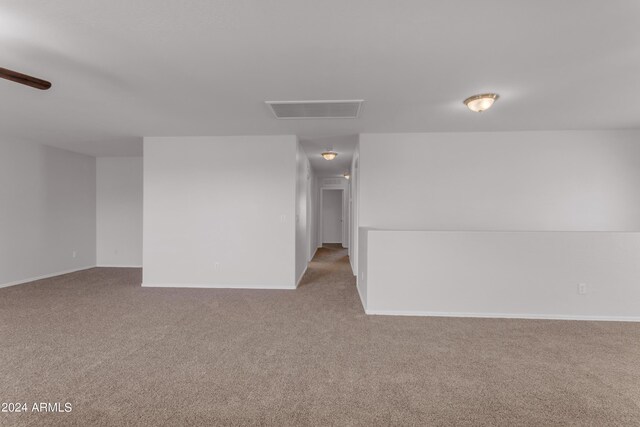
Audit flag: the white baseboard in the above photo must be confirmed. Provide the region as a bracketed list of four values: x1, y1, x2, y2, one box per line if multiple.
[308, 247, 319, 262]
[96, 265, 142, 268]
[295, 265, 308, 288]
[364, 309, 640, 322]
[0, 266, 96, 289]
[141, 283, 297, 290]
[356, 283, 367, 311]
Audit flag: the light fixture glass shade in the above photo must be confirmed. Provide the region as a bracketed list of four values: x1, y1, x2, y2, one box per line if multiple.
[321, 151, 338, 160]
[344, 173, 351, 180]
[464, 93, 499, 112]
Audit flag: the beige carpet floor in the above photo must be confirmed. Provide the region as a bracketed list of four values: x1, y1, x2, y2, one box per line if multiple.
[1, 246, 640, 426]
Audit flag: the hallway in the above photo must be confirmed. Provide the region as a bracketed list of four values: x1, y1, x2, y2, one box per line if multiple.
[1, 248, 640, 425]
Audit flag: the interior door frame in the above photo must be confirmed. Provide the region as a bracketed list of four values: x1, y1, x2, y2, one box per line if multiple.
[319, 188, 346, 247]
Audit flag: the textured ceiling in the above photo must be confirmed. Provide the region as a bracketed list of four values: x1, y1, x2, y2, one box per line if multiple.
[1, 1, 639, 156]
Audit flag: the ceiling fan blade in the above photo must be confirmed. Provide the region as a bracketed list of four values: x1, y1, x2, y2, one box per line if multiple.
[0, 67, 51, 90]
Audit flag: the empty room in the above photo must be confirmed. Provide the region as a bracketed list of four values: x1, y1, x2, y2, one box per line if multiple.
[1, 1, 640, 425]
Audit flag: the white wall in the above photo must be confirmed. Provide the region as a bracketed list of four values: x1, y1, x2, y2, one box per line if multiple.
[295, 142, 311, 284]
[360, 131, 640, 231]
[316, 177, 350, 249]
[143, 136, 297, 289]
[322, 189, 343, 243]
[361, 229, 640, 320]
[357, 227, 368, 309]
[308, 169, 319, 260]
[349, 143, 360, 275]
[357, 130, 640, 319]
[0, 139, 96, 287]
[97, 157, 143, 267]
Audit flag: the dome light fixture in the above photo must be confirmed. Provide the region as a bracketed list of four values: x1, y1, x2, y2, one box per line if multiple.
[464, 93, 499, 112]
[321, 151, 338, 160]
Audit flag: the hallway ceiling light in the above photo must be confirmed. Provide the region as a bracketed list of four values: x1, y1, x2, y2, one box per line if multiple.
[344, 173, 351, 179]
[321, 151, 338, 160]
[464, 93, 499, 112]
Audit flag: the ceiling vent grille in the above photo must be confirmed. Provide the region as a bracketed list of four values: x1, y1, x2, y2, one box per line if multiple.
[265, 100, 363, 119]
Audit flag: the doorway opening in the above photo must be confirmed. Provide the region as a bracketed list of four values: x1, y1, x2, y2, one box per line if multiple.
[320, 188, 346, 247]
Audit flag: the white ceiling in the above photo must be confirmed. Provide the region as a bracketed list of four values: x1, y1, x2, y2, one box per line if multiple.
[300, 135, 357, 176]
[1, 1, 640, 157]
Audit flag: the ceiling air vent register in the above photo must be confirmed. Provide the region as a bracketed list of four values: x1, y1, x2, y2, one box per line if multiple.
[265, 100, 364, 119]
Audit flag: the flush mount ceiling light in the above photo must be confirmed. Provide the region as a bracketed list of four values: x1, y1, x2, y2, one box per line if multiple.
[321, 151, 338, 161]
[464, 93, 499, 112]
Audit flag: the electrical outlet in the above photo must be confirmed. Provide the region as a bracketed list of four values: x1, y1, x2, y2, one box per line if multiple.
[214, 262, 220, 270]
[578, 283, 587, 295]
[280, 215, 286, 223]
[72, 250, 77, 258]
